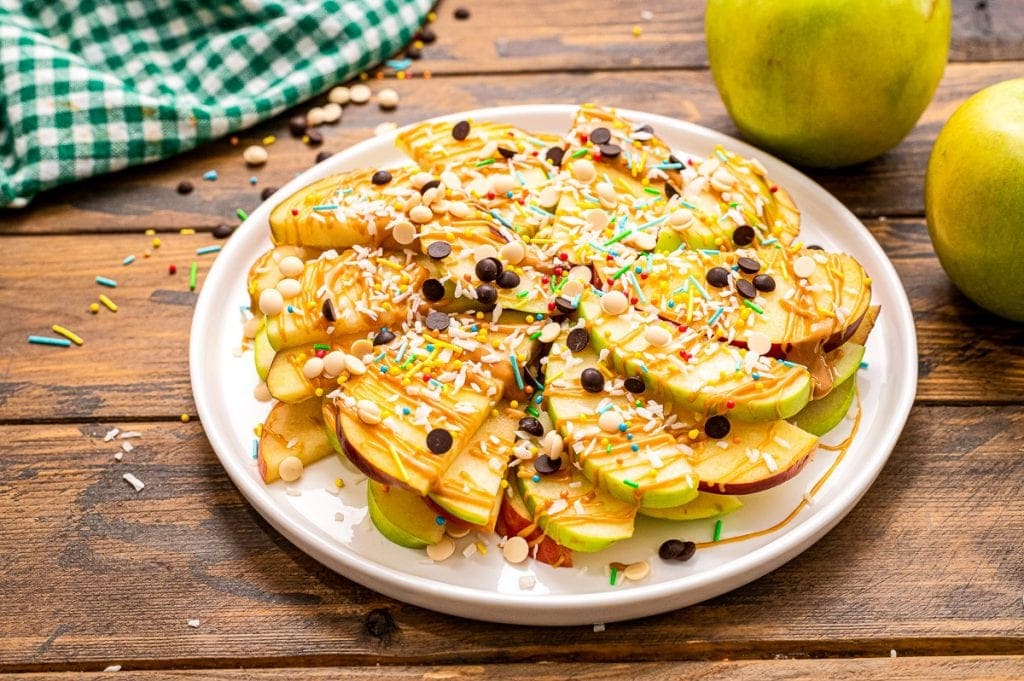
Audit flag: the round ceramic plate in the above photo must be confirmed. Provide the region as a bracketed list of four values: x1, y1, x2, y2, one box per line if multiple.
[190, 105, 917, 626]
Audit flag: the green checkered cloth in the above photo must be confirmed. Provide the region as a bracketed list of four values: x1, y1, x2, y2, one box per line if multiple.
[0, 0, 432, 207]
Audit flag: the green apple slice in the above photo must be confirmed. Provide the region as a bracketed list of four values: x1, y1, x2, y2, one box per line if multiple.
[694, 419, 818, 494]
[254, 321, 274, 382]
[579, 293, 812, 420]
[789, 372, 858, 437]
[639, 492, 743, 521]
[545, 339, 700, 509]
[516, 462, 636, 553]
[495, 483, 574, 567]
[257, 398, 335, 483]
[367, 479, 445, 549]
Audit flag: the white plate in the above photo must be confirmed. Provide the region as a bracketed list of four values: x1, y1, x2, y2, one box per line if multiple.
[190, 105, 917, 625]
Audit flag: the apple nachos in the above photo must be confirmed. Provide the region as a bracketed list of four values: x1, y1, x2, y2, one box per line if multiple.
[245, 105, 877, 569]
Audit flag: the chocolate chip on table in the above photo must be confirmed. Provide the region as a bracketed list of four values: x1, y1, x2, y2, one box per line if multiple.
[704, 415, 731, 439]
[496, 270, 520, 289]
[753, 274, 776, 292]
[599, 143, 622, 158]
[475, 283, 498, 305]
[406, 46, 422, 60]
[371, 170, 392, 185]
[735, 278, 757, 300]
[289, 115, 308, 137]
[421, 278, 445, 302]
[176, 180, 194, 195]
[705, 267, 730, 288]
[322, 298, 337, 322]
[453, 7, 470, 19]
[474, 257, 503, 282]
[304, 128, 323, 145]
[580, 367, 605, 393]
[452, 120, 471, 141]
[533, 454, 561, 475]
[260, 186, 278, 200]
[588, 127, 612, 145]
[212, 223, 233, 239]
[545, 146, 565, 167]
[426, 241, 452, 259]
[419, 27, 437, 44]
[737, 257, 761, 274]
[566, 327, 590, 352]
[518, 416, 544, 437]
[554, 296, 577, 315]
[315, 150, 334, 163]
[624, 376, 646, 394]
[426, 428, 453, 454]
[425, 311, 450, 332]
[373, 328, 396, 345]
[732, 224, 756, 246]
[659, 539, 696, 562]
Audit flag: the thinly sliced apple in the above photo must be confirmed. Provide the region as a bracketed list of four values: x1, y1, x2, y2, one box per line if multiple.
[580, 294, 812, 420]
[253, 321, 274, 382]
[847, 305, 880, 347]
[693, 419, 817, 495]
[495, 485, 573, 568]
[367, 479, 445, 549]
[247, 245, 320, 311]
[789, 372, 857, 437]
[639, 492, 743, 521]
[258, 398, 334, 483]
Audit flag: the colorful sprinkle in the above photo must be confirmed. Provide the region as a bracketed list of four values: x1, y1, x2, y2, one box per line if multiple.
[713, 518, 723, 542]
[95, 276, 117, 288]
[510, 355, 524, 391]
[202, 170, 218, 181]
[51, 325, 84, 345]
[122, 255, 135, 265]
[236, 208, 249, 221]
[189, 262, 198, 291]
[196, 245, 222, 255]
[99, 294, 118, 312]
[28, 335, 71, 347]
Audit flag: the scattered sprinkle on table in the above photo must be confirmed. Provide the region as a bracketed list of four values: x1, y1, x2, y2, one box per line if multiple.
[28, 335, 71, 347]
[89, 303, 100, 314]
[189, 262, 198, 290]
[122, 472, 145, 492]
[196, 245, 221, 255]
[51, 325, 84, 345]
[187, 619, 201, 629]
[122, 255, 135, 265]
[169, 264, 177, 275]
[593, 623, 606, 633]
[202, 170, 218, 181]
[180, 414, 191, 423]
[95, 276, 117, 287]
[236, 208, 248, 221]
[99, 294, 118, 312]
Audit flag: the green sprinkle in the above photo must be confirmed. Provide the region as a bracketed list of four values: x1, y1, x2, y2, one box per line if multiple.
[525, 406, 540, 417]
[713, 519, 723, 542]
[610, 566, 618, 586]
[236, 208, 249, 221]
[517, 289, 530, 298]
[313, 343, 331, 351]
[571, 147, 589, 159]
[603, 229, 634, 247]
[189, 262, 198, 291]
[475, 158, 496, 167]
[529, 331, 542, 340]
[623, 479, 639, 489]
[611, 263, 632, 280]
[643, 187, 660, 195]
[743, 299, 764, 314]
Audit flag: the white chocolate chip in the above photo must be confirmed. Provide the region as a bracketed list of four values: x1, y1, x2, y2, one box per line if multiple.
[391, 219, 416, 245]
[746, 331, 772, 356]
[356, 399, 382, 425]
[426, 536, 456, 561]
[276, 277, 302, 299]
[491, 174, 515, 195]
[374, 121, 397, 136]
[585, 208, 609, 231]
[306, 106, 326, 127]
[539, 322, 561, 343]
[258, 288, 284, 315]
[279, 455, 304, 482]
[350, 338, 373, 358]
[626, 231, 657, 251]
[542, 430, 564, 461]
[600, 290, 629, 316]
[571, 158, 597, 183]
[644, 325, 672, 347]
[793, 255, 817, 278]
[321, 102, 342, 123]
[502, 536, 530, 564]
[669, 209, 694, 227]
[500, 241, 526, 265]
[328, 86, 351, 105]
[568, 265, 592, 283]
[624, 560, 650, 581]
[411, 172, 435, 189]
[440, 170, 462, 190]
[710, 167, 737, 191]
[349, 84, 371, 104]
[278, 255, 304, 277]
[448, 201, 473, 219]
[409, 205, 434, 224]
[561, 279, 585, 298]
[446, 524, 472, 539]
[538, 186, 561, 209]
[323, 351, 347, 375]
[302, 356, 324, 379]
[343, 354, 367, 376]
[253, 382, 273, 401]
[598, 410, 624, 433]
[473, 244, 499, 262]
[596, 181, 617, 207]
[377, 88, 399, 110]
[242, 145, 268, 166]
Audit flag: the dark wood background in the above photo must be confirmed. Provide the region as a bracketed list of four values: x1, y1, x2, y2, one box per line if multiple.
[2, 1, 1022, 678]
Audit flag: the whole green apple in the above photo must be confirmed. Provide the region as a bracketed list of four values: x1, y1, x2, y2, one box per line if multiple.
[926, 78, 1024, 322]
[706, 0, 951, 168]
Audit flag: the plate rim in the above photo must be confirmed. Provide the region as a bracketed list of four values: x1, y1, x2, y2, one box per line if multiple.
[190, 104, 918, 625]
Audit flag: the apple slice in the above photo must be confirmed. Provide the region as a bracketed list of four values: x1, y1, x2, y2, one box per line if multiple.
[495, 484, 573, 568]
[789, 372, 857, 437]
[580, 293, 812, 420]
[253, 321, 274, 382]
[257, 398, 335, 483]
[247, 245, 320, 311]
[367, 479, 445, 549]
[692, 419, 818, 495]
[639, 492, 743, 521]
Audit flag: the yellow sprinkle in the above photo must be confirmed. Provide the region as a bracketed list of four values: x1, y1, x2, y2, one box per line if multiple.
[396, 71, 406, 80]
[180, 414, 190, 423]
[314, 388, 324, 397]
[632, 25, 642, 37]
[179, 228, 196, 235]
[509, 400, 519, 409]
[413, 40, 424, 49]
[152, 237, 162, 248]
[376, 257, 402, 270]
[427, 11, 436, 21]
[335, 477, 345, 489]
[689, 429, 700, 440]
[144, 249, 152, 257]
[475, 542, 488, 555]
[98, 294, 118, 312]
[529, 445, 538, 454]
[51, 325, 84, 345]
[89, 303, 100, 314]
[145, 229, 156, 236]
[256, 423, 263, 436]
[262, 135, 276, 145]
[491, 408, 499, 416]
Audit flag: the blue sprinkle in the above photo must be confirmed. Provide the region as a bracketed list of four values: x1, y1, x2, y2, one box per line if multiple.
[752, 372, 760, 380]
[386, 58, 413, 70]
[28, 335, 71, 347]
[95, 276, 117, 288]
[470, 325, 479, 332]
[402, 407, 411, 415]
[380, 366, 389, 373]
[122, 255, 135, 266]
[626, 433, 633, 440]
[286, 305, 294, 313]
[532, 475, 541, 483]
[667, 301, 676, 308]
[196, 245, 222, 255]
[631, 444, 639, 452]
[249, 176, 258, 185]
[202, 170, 218, 181]
[860, 361, 869, 369]
[426, 344, 435, 351]
[618, 423, 627, 432]
[435, 515, 446, 526]
[251, 439, 259, 459]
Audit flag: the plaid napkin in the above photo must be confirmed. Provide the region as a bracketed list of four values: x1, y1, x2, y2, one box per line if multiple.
[0, 0, 432, 208]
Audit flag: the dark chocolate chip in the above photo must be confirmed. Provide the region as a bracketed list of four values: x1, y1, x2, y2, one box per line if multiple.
[373, 328, 396, 345]
[704, 415, 731, 439]
[735, 279, 757, 300]
[315, 150, 334, 163]
[212, 223, 234, 239]
[545, 146, 565, 167]
[176, 180, 194, 195]
[599, 144, 622, 159]
[533, 454, 562, 475]
[419, 179, 441, 194]
[289, 115, 308, 137]
[453, 7, 470, 19]
[422, 278, 445, 302]
[425, 311, 450, 331]
[665, 183, 679, 200]
[807, 244, 825, 251]
[753, 274, 776, 292]
[260, 186, 277, 200]
[706, 267, 730, 288]
[426, 428, 453, 454]
[566, 327, 590, 352]
[732, 225, 756, 246]
[624, 376, 646, 394]
[580, 367, 605, 393]
[669, 154, 683, 166]
[452, 120, 471, 141]
[588, 127, 612, 145]
[371, 170, 392, 185]
[632, 124, 655, 142]
[554, 296, 577, 314]
[419, 27, 437, 44]
[474, 257, 503, 282]
[518, 417, 544, 437]
[737, 257, 761, 274]
[322, 298, 337, 322]
[496, 270, 520, 289]
[305, 128, 323, 146]
[659, 539, 696, 562]
[426, 241, 452, 259]
[475, 283, 498, 305]
[498, 146, 517, 159]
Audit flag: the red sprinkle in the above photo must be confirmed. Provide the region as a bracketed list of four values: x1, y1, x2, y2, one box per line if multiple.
[677, 325, 688, 333]
[591, 152, 602, 163]
[630, 296, 638, 305]
[541, 277, 550, 285]
[291, 209, 299, 216]
[168, 264, 177, 275]
[679, 351, 692, 361]
[315, 350, 326, 358]
[547, 301, 557, 311]
[639, 272, 649, 280]
[770, 185, 779, 193]
[726, 400, 736, 409]
[558, 252, 569, 261]
[553, 267, 564, 276]
[487, 191, 495, 200]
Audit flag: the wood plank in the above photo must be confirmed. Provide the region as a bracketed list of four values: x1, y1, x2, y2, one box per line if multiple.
[2, 61, 1019, 235]
[1, 228, 1023, 422]
[1, 407, 1022, 669]
[6, 657, 1024, 679]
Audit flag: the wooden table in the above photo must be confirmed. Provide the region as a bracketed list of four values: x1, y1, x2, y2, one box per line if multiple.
[3, 1, 1022, 678]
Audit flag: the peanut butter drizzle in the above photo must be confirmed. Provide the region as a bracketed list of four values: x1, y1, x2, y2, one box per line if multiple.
[696, 388, 862, 549]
